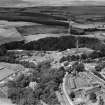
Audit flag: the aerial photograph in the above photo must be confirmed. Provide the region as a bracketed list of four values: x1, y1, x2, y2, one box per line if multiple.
[1, 0, 105, 105]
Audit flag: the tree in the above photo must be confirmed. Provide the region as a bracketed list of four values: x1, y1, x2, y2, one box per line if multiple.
[60, 56, 67, 63]
[72, 62, 85, 73]
[89, 92, 97, 103]
[69, 91, 75, 99]
[95, 65, 102, 72]
[7, 60, 63, 105]
[7, 80, 16, 88]
[0, 46, 7, 56]
[100, 45, 105, 56]
[95, 62, 105, 72]
[16, 74, 24, 82]
[90, 51, 100, 59]
[99, 96, 104, 105]
[22, 90, 39, 105]
[81, 53, 88, 60]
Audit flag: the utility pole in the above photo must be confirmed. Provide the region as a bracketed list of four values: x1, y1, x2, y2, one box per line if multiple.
[68, 18, 72, 36]
[67, 15, 79, 53]
[76, 36, 79, 53]
[66, 13, 73, 36]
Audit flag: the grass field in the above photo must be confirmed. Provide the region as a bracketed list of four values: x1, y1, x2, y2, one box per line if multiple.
[0, 63, 24, 81]
[0, 29, 23, 45]
[24, 33, 70, 42]
[17, 24, 67, 36]
[0, 98, 15, 105]
[1, 6, 105, 25]
[1, 6, 105, 48]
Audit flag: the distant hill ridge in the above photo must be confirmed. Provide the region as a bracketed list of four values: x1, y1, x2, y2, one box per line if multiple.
[0, 0, 105, 7]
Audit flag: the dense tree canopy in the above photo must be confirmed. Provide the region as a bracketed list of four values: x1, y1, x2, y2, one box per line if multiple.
[7, 60, 65, 105]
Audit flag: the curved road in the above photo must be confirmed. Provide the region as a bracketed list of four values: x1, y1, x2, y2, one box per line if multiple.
[62, 72, 74, 105]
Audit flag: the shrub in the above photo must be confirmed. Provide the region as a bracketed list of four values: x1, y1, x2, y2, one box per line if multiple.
[89, 92, 97, 103]
[0, 46, 7, 56]
[81, 53, 88, 60]
[95, 62, 105, 72]
[7, 61, 65, 105]
[72, 62, 85, 72]
[69, 91, 75, 99]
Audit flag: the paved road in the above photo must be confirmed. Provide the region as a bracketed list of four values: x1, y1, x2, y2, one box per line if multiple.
[62, 72, 74, 105]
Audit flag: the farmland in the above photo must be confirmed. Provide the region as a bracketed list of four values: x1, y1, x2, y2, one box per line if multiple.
[1, 5, 105, 105]
[0, 62, 24, 81]
[1, 6, 105, 47]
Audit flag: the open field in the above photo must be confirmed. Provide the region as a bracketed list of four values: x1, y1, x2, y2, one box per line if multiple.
[0, 63, 24, 81]
[24, 31, 105, 43]
[1, 6, 105, 23]
[1, 6, 105, 26]
[24, 33, 70, 42]
[0, 98, 15, 105]
[0, 20, 35, 27]
[17, 24, 67, 36]
[1, 6, 105, 46]
[0, 27, 23, 45]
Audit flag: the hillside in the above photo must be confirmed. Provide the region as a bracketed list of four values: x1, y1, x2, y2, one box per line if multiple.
[0, 27, 23, 45]
[1, 6, 105, 25]
[0, 6, 105, 49]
